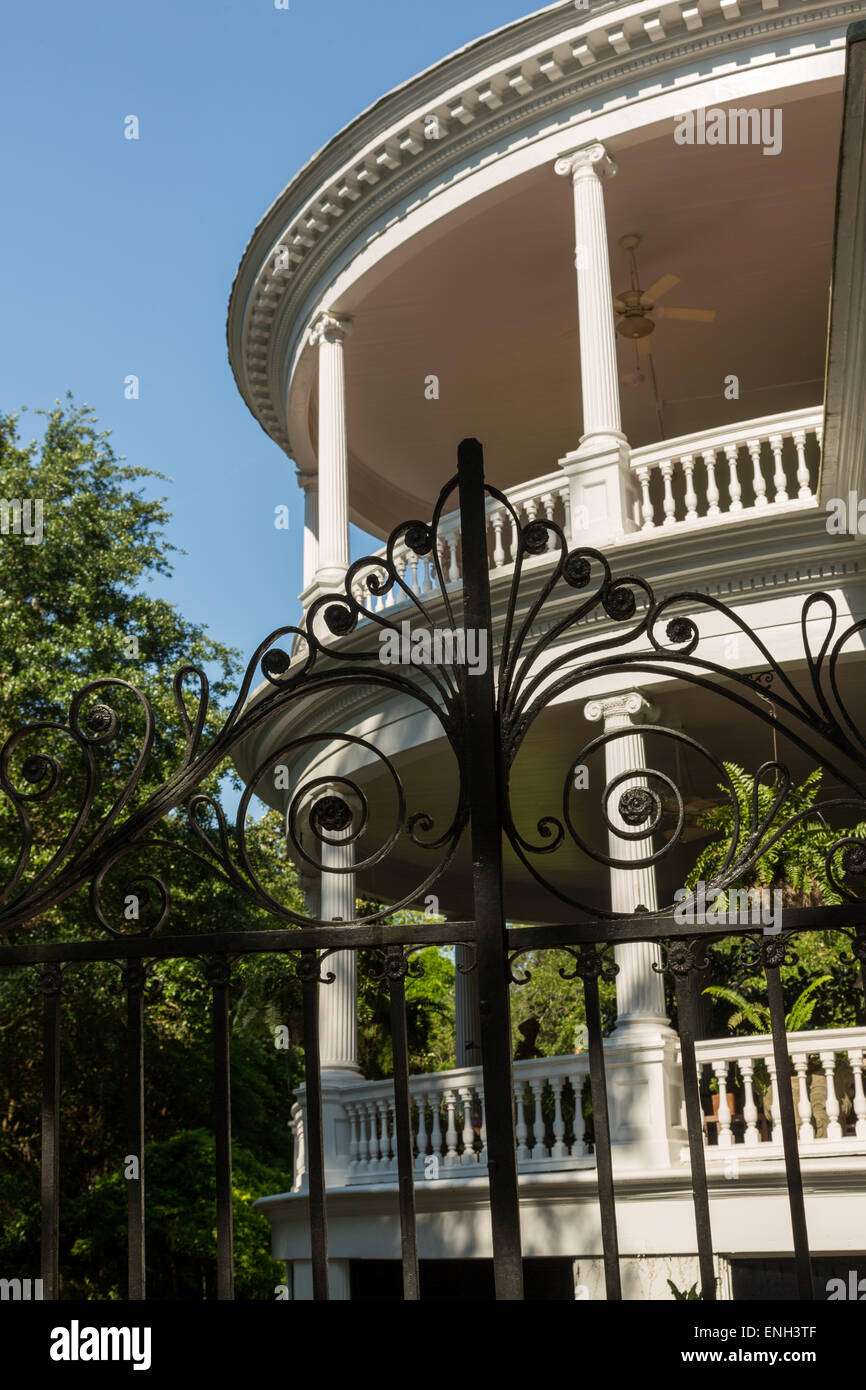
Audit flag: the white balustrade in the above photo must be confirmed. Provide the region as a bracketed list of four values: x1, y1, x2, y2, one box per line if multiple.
[290, 1054, 592, 1190]
[628, 407, 821, 531]
[289, 1025, 866, 1191]
[685, 1026, 866, 1155]
[341, 408, 823, 623]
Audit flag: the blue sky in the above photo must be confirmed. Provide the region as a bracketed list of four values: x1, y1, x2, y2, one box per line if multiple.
[0, 0, 535, 676]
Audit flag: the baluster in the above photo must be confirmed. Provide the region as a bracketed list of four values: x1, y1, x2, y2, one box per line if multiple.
[571, 1074, 587, 1156]
[443, 1090, 459, 1166]
[459, 1086, 476, 1165]
[769, 433, 788, 504]
[419, 557, 433, 595]
[395, 544, 409, 598]
[767, 1059, 780, 1139]
[490, 509, 506, 568]
[432, 535, 446, 592]
[714, 1061, 733, 1148]
[725, 443, 743, 513]
[793, 1055, 814, 1141]
[445, 530, 460, 584]
[748, 438, 768, 507]
[541, 492, 557, 550]
[405, 552, 419, 595]
[515, 1081, 531, 1163]
[794, 429, 812, 500]
[415, 1093, 429, 1173]
[523, 495, 538, 524]
[550, 1076, 568, 1158]
[355, 1102, 370, 1173]
[820, 1052, 843, 1139]
[850, 1050, 866, 1138]
[703, 449, 720, 518]
[367, 1102, 380, 1170]
[479, 1086, 488, 1165]
[681, 454, 698, 522]
[558, 485, 572, 541]
[346, 1103, 360, 1175]
[529, 1079, 549, 1158]
[740, 1058, 760, 1146]
[351, 578, 366, 614]
[373, 1099, 387, 1168]
[387, 1098, 398, 1170]
[429, 1090, 443, 1162]
[509, 514, 519, 562]
[660, 460, 676, 526]
[637, 466, 655, 530]
[291, 1101, 306, 1189]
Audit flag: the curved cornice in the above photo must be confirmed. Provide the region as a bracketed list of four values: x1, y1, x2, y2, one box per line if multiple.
[227, 0, 862, 458]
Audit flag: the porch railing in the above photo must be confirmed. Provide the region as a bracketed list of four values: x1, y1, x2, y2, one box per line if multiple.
[689, 1026, 866, 1151]
[347, 407, 823, 614]
[289, 1023, 866, 1192]
[291, 1053, 592, 1191]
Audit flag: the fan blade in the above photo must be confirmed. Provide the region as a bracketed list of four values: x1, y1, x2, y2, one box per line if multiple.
[641, 273, 680, 305]
[655, 307, 716, 322]
[613, 298, 626, 314]
[636, 337, 653, 357]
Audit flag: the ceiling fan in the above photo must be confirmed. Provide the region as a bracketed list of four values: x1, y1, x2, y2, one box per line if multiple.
[561, 233, 716, 357]
[612, 234, 716, 357]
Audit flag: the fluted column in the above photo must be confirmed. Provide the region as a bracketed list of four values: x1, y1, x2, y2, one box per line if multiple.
[584, 691, 669, 1034]
[309, 311, 352, 593]
[455, 944, 482, 1068]
[555, 143, 625, 452]
[555, 144, 636, 543]
[318, 827, 360, 1076]
[296, 470, 319, 594]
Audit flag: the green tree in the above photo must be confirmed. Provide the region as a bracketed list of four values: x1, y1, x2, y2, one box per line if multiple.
[0, 402, 302, 1297]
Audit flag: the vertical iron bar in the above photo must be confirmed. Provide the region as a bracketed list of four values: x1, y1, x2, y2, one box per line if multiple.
[39, 966, 62, 1301]
[124, 963, 146, 1300]
[765, 959, 813, 1299]
[207, 957, 234, 1300]
[301, 949, 329, 1300]
[458, 436, 524, 1300]
[674, 967, 716, 1300]
[388, 955, 420, 1300]
[581, 956, 621, 1300]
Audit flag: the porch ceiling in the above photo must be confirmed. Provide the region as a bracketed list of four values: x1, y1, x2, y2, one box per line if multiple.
[319, 86, 841, 537]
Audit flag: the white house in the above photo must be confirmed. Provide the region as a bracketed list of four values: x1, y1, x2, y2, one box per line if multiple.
[226, 0, 866, 1299]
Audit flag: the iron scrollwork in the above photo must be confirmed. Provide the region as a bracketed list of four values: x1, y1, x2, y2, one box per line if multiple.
[1, 449, 865, 942]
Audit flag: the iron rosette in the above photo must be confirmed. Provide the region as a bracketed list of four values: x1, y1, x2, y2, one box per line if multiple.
[489, 486, 866, 922]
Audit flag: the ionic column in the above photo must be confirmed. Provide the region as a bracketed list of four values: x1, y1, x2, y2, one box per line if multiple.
[584, 691, 669, 1034]
[455, 944, 482, 1069]
[309, 311, 352, 594]
[555, 143, 625, 453]
[318, 820, 360, 1077]
[296, 470, 319, 595]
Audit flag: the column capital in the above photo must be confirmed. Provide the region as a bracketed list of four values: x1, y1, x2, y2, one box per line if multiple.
[309, 311, 352, 348]
[296, 468, 318, 492]
[554, 142, 617, 183]
[584, 690, 657, 727]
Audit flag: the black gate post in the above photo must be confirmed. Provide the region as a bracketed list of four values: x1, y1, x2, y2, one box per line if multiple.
[457, 437, 524, 1300]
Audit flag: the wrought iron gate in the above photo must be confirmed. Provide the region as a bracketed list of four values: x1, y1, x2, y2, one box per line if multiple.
[1, 439, 865, 1301]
